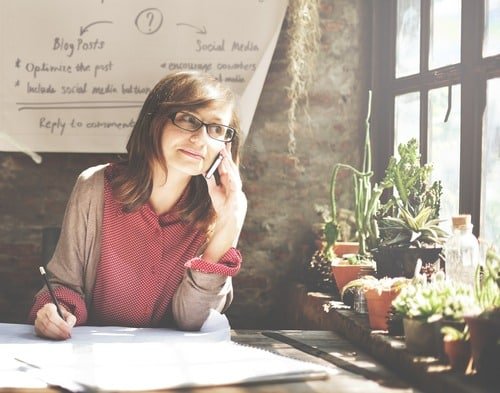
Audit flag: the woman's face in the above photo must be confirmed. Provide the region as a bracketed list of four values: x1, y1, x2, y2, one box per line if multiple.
[160, 102, 233, 178]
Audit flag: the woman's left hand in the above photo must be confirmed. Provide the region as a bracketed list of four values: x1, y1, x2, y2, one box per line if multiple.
[204, 147, 247, 259]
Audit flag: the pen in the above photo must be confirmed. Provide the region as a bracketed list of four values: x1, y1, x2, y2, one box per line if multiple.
[39, 266, 64, 319]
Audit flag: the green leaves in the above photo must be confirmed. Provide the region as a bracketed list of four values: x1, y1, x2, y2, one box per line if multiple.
[376, 138, 446, 248]
[392, 273, 476, 321]
[378, 205, 448, 248]
[341, 275, 409, 298]
[474, 247, 500, 312]
[441, 325, 470, 341]
[323, 220, 340, 251]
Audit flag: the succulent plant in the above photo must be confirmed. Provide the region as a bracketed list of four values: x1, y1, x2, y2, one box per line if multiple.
[392, 271, 477, 322]
[377, 205, 449, 248]
[375, 138, 448, 249]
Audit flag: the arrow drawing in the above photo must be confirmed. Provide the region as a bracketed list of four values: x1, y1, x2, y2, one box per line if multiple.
[176, 23, 207, 34]
[80, 20, 113, 36]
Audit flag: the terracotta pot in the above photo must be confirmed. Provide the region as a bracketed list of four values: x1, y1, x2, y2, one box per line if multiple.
[365, 288, 399, 331]
[443, 338, 471, 374]
[334, 242, 359, 257]
[403, 318, 442, 356]
[464, 314, 500, 379]
[331, 265, 363, 294]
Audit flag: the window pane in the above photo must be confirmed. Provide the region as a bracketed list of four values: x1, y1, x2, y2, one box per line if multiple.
[484, 0, 500, 57]
[395, 92, 420, 153]
[396, 0, 421, 78]
[481, 78, 500, 244]
[428, 85, 461, 229]
[429, 0, 461, 69]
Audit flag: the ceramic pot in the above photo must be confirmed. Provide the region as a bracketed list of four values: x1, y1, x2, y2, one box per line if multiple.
[443, 338, 471, 374]
[365, 288, 399, 331]
[403, 318, 442, 357]
[464, 314, 500, 379]
[372, 247, 443, 278]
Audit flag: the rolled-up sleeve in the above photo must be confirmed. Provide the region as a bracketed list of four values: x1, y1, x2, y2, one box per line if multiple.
[185, 247, 241, 276]
[172, 248, 242, 331]
[28, 286, 88, 325]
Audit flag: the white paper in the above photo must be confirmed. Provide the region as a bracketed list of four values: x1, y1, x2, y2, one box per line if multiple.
[0, 322, 330, 391]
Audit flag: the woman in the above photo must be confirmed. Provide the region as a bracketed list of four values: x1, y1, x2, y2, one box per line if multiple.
[29, 71, 247, 340]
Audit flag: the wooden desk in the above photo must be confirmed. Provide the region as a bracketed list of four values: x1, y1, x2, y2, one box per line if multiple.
[2, 329, 420, 393]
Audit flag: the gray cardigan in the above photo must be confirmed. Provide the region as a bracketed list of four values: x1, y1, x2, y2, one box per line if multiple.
[44, 164, 233, 330]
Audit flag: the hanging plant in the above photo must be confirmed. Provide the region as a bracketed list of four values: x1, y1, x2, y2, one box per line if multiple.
[285, 0, 321, 158]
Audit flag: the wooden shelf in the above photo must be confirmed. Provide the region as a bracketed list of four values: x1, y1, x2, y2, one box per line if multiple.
[285, 283, 496, 393]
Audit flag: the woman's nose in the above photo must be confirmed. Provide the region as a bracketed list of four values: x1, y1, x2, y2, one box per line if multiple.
[189, 124, 209, 141]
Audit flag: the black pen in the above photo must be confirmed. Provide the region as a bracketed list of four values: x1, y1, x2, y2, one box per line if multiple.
[39, 266, 64, 319]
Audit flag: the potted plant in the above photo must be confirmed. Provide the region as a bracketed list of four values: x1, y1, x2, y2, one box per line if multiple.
[464, 246, 500, 379]
[371, 138, 449, 278]
[326, 91, 381, 258]
[441, 325, 471, 374]
[392, 270, 475, 357]
[309, 91, 378, 295]
[326, 91, 382, 293]
[342, 275, 409, 330]
[331, 254, 375, 296]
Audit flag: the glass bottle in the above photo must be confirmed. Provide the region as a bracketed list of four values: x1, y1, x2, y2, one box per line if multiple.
[444, 214, 480, 287]
[353, 287, 368, 314]
[352, 266, 374, 314]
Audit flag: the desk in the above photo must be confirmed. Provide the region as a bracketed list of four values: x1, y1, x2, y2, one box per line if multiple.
[1, 328, 419, 393]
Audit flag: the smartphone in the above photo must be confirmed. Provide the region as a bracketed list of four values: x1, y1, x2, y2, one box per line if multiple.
[205, 153, 223, 183]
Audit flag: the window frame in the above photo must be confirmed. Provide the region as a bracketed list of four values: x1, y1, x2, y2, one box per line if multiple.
[371, 0, 500, 237]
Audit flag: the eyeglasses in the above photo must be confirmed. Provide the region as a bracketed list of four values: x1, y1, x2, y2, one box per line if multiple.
[170, 111, 236, 143]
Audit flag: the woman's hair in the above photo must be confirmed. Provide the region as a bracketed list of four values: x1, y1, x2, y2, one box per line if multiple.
[110, 71, 241, 231]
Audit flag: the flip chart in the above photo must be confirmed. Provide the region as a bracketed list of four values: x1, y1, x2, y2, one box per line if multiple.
[0, 0, 288, 154]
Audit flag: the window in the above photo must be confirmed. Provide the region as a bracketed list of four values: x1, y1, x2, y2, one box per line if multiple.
[371, 0, 500, 244]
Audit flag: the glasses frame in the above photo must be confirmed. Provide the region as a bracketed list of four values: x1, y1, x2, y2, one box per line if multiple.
[170, 111, 236, 143]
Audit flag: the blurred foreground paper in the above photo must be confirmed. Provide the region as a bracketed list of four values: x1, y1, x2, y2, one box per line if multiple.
[0, 323, 329, 391]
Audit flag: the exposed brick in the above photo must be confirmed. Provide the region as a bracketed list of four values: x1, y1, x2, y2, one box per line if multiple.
[0, 0, 369, 327]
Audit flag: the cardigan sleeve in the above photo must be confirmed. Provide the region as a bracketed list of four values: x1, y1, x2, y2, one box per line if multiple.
[28, 165, 106, 325]
[171, 248, 242, 331]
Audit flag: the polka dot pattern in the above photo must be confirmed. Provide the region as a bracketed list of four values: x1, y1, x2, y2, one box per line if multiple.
[28, 285, 88, 324]
[28, 165, 242, 327]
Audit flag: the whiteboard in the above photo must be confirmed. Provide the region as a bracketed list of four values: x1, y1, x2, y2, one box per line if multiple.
[0, 0, 288, 154]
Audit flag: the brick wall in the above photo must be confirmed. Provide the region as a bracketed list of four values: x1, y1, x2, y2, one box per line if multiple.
[0, 0, 370, 327]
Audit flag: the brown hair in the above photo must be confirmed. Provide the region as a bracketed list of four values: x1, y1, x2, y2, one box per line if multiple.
[110, 71, 241, 231]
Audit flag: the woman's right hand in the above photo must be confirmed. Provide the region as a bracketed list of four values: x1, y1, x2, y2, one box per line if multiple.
[34, 303, 76, 340]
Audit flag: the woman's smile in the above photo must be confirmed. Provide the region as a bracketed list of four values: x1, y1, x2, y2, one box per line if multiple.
[179, 148, 205, 161]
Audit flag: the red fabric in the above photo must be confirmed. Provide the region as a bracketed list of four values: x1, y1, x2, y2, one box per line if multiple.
[28, 286, 88, 324]
[28, 166, 241, 327]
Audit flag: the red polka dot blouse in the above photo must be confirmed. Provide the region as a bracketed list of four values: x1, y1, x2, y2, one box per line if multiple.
[29, 166, 241, 327]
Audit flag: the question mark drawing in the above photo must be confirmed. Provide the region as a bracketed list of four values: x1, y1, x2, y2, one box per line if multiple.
[135, 8, 163, 35]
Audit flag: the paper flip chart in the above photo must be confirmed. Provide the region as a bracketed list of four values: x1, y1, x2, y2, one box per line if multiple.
[0, 0, 288, 153]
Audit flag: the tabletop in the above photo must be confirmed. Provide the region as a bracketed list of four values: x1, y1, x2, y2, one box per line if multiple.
[1, 328, 420, 393]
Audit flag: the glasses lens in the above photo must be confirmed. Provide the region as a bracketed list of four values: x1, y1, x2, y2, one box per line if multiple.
[173, 112, 202, 131]
[173, 112, 235, 142]
[208, 125, 235, 142]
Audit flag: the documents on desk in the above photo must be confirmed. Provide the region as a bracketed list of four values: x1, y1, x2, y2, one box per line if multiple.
[0, 312, 329, 391]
